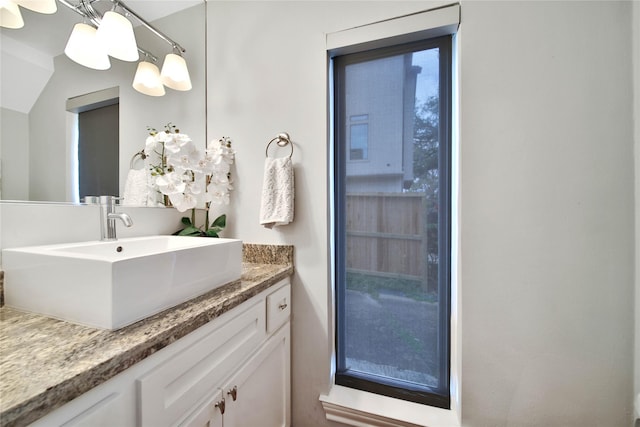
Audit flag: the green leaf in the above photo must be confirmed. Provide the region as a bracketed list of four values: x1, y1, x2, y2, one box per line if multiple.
[211, 214, 226, 228]
[181, 217, 193, 226]
[205, 229, 219, 238]
[178, 226, 201, 236]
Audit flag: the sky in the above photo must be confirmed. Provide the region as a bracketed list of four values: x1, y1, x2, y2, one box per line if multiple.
[413, 48, 440, 106]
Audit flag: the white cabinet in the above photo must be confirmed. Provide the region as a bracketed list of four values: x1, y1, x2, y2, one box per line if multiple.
[216, 324, 290, 427]
[266, 284, 290, 334]
[29, 367, 138, 427]
[181, 324, 290, 427]
[138, 300, 266, 427]
[29, 280, 291, 427]
[180, 390, 224, 427]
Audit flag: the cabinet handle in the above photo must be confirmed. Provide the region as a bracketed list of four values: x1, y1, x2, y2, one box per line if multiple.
[278, 302, 288, 311]
[227, 385, 238, 401]
[215, 398, 226, 415]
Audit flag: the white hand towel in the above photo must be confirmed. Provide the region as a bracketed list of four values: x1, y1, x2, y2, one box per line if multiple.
[122, 169, 150, 206]
[260, 156, 294, 229]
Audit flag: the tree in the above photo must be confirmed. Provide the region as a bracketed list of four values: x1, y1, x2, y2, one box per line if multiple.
[409, 95, 440, 291]
[409, 96, 440, 198]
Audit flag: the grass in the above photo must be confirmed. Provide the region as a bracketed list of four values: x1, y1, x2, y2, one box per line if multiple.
[346, 272, 438, 303]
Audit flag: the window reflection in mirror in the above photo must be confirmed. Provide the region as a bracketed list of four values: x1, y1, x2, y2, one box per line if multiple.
[67, 87, 120, 203]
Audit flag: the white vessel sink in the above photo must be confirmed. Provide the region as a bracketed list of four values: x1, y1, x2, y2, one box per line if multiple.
[2, 236, 242, 330]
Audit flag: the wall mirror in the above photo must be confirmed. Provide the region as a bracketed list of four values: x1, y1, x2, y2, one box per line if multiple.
[0, 0, 206, 204]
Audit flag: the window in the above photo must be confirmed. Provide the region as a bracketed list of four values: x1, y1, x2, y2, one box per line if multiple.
[333, 36, 452, 409]
[66, 87, 119, 203]
[77, 103, 119, 200]
[349, 115, 369, 160]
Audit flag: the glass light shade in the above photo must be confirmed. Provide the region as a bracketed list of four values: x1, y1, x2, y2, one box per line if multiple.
[133, 61, 165, 96]
[0, 0, 24, 29]
[96, 11, 139, 62]
[15, 0, 56, 13]
[64, 23, 111, 70]
[160, 53, 192, 91]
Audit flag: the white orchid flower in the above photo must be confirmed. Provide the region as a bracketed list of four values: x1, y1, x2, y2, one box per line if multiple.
[156, 171, 186, 195]
[144, 136, 157, 155]
[147, 127, 235, 212]
[167, 143, 201, 173]
[197, 153, 216, 175]
[169, 191, 199, 212]
[205, 182, 230, 205]
[185, 179, 203, 196]
[164, 133, 193, 154]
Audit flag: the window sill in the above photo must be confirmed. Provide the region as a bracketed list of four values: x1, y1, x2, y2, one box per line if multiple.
[319, 385, 460, 427]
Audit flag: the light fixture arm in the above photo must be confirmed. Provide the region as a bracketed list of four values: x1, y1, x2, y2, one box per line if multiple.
[138, 48, 157, 63]
[110, 0, 186, 54]
[58, 0, 98, 25]
[57, 0, 186, 54]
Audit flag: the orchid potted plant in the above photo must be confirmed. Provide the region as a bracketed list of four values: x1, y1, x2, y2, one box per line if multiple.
[145, 123, 235, 237]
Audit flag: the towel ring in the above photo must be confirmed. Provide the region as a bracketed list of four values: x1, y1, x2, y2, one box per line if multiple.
[130, 150, 147, 169]
[265, 132, 293, 159]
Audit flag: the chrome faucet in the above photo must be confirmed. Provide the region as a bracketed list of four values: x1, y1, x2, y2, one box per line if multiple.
[99, 196, 133, 241]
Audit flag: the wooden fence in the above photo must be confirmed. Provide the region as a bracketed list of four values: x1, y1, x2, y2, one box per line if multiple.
[346, 192, 432, 286]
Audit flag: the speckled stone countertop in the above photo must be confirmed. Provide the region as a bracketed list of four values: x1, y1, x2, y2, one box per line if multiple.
[0, 243, 293, 427]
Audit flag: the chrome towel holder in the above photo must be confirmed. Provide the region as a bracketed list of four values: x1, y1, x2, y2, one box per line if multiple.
[130, 150, 147, 169]
[265, 132, 293, 159]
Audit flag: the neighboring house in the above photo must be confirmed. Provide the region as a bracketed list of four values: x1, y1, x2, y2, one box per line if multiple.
[345, 54, 421, 193]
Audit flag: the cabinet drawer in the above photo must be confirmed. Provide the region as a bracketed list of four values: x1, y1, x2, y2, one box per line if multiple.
[266, 282, 290, 334]
[137, 301, 265, 427]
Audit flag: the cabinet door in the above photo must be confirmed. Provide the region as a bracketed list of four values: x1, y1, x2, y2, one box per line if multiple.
[179, 390, 223, 427]
[28, 370, 137, 427]
[137, 301, 266, 427]
[222, 324, 290, 427]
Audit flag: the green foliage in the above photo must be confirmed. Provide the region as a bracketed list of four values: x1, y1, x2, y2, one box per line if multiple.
[174, 214, 227, 238]
[346, 272, 437, 303]
[410, 96, 440, 196]
[409, 96, 441, 289]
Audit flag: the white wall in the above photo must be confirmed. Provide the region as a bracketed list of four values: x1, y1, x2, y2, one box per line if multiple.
[207, 1, 635, 426]
[24, 4, 206, 202]
[459, 1, 634, 425]
[0, 34, 54, 114]
[0, 108, 29, 199]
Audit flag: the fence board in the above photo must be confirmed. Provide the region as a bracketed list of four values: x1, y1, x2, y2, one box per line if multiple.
[346, 193, 426, 281]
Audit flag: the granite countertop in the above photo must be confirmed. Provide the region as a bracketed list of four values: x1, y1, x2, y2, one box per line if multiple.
[0, 243, 293, 427]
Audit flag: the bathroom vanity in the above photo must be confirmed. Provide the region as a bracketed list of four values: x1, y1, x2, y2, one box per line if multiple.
[0, 244, 293, 427]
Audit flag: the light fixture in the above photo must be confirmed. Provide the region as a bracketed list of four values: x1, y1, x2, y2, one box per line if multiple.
[133, 59, 165, 96]
[64, 23, 111, 70]
[96, 9, 138, 62]
[160, 52, 192, 91]
[14, 0, 56, 14]
[57, 0, 192, 96]
[0, 0, 24, 29]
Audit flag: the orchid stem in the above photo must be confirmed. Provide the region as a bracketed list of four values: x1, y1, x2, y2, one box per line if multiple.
[205, 202, 210, 230]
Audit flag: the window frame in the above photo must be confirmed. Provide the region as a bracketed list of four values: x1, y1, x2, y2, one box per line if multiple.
[332, 35, 453, 410]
